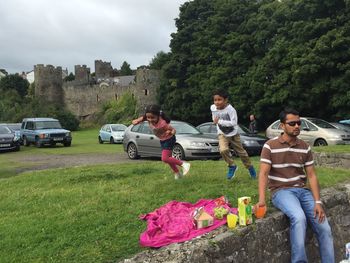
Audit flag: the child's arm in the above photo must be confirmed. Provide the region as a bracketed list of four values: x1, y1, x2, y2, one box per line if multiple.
[165, 124, 176, 135]
[132, 116, 145, 125]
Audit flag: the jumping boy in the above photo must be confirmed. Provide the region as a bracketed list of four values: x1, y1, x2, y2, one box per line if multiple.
[210, 89, 256, 179]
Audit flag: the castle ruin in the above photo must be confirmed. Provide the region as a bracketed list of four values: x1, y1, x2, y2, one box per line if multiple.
[34, 60, 160, 119]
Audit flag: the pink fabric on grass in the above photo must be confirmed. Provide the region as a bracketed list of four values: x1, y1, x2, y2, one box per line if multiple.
[139, 199, 237, 248]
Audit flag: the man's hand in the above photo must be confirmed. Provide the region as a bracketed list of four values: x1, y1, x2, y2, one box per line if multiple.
[314, 203, 326, 223]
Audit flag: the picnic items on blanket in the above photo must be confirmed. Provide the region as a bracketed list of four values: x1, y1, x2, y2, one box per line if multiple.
[192, 207, 214, 229]
[238, 197, 253, 226]
[213, 206, 229, 220]
[139, 198, 237, 248]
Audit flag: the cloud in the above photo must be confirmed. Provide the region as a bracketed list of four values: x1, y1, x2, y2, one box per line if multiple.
[0, 0, 187, 73]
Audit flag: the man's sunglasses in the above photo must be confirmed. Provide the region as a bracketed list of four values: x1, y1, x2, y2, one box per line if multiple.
[285, 121, 302, 126]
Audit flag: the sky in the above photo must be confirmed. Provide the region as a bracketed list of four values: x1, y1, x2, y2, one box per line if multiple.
[0, 0, 188, 74]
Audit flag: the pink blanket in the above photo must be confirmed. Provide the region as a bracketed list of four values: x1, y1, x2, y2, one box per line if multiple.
[139, 199, 237, 248]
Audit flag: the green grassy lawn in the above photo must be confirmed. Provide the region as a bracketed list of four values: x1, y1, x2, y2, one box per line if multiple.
[0, 158, 349, 263]
[312, 145, 350, 153]
[0, 129, 349, 262]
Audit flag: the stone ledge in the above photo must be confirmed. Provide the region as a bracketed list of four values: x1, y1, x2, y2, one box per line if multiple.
[120, 183, 350, 263]
[313, 152, 350, 169]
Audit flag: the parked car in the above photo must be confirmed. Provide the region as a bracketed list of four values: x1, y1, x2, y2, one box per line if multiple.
[196, 122, 267, 156]
[0, 124, 21, 152]
[98, 124, 127, 144]
[266, 117, 350, 146]
[20, 118, 72, 147]
[0, 123, 22, 144]
[123, 121, 221, 160]
[330, 122, 350, 133]
[339, 119, 350, 126]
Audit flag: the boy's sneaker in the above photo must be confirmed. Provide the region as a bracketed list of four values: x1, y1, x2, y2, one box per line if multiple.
[174, 171, 183, 180]
[227, 165, 238, 180]
[181, 162, 191, 176]
[248, 166, 257, 179]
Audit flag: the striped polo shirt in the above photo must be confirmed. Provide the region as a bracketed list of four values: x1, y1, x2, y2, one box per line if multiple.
[260, 135, 314, 193]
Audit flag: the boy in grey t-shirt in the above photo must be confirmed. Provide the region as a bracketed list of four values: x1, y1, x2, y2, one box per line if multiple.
[211, 89, 256, 179]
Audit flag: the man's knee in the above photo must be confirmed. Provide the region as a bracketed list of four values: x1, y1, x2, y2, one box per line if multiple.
[220, 148, 230, 156]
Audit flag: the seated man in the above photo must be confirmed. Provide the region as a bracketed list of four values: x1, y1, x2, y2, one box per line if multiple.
[257, 108, 334, 263]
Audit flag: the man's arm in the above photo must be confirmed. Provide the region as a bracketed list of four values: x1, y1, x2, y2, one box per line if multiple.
[305, 165, 325, 223]
[258, 162, 271, 207]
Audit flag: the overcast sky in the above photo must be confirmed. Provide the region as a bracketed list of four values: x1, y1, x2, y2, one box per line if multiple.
[0, 0, 188, 74]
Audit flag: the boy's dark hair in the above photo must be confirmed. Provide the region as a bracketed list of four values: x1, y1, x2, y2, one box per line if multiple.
[212, 89, 229, 99]
[279, 108, 299, 123]
[143, 104, 171, 123]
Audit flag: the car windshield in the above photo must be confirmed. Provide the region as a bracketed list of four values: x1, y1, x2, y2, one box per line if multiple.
[238, 125, 250, 134]
[0, 126, 12, 134]
[307, 118, 335, 129]
[111, 125, 126, 132]
[171, 122, 201, 135]
[6, 124, 21, 131]
[35, 121, 62, 129]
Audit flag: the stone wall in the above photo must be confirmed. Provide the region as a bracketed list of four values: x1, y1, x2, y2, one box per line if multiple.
[121, 183, 350, 263]
[313, 152, 350, 169]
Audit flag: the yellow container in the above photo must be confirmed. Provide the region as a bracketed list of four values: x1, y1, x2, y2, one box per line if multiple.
[238, 197, 253, 226]
[227, 213, 238, 229]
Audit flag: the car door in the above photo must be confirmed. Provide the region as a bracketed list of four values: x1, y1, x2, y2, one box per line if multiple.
[299, 119, 318, 145]
[25, 121, 36, 142]
[135, 123, 161, 156]
[103, 125, 112, 141]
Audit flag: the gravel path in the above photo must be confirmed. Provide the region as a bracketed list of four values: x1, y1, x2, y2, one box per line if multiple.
[14, 152, 141, 173]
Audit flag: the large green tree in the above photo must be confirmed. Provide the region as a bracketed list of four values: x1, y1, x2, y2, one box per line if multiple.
[158, 0, 350, 127]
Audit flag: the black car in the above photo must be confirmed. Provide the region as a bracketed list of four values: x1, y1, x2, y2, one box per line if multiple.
[196, 122, 267, 156]
[0, 125, 21, 152]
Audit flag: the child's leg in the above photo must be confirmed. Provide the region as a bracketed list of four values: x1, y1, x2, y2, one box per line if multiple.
[161, 149, 182, 173]
[231, 134, 252, 168]
[218, 134, 234, 166]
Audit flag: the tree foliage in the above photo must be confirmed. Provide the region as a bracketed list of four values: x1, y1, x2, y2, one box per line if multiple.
[158, 0, 350, 127]
[120, 61, 133, 76]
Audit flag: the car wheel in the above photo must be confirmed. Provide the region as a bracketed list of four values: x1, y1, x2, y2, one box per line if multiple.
[98, 136, 103, 144]
[314, 139, 327, 146]
[127, 142, 139, 159]
[110, 137, 115, 144]
[23, 136, 30, 146]
[35, 137, 43, 148]
[64, 142, 71, 147]
[172, 144, 185, 160]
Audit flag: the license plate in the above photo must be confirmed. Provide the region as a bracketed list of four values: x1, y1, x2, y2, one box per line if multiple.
[211, 147, 219, 152]
[0, 144, 11, 147]
[53, 138, 63, 141]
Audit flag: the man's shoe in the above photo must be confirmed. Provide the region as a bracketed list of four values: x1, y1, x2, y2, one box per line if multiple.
[227, 165, 238, 180]
[181, 162, 191, 176]
[248, 166, 256, 179]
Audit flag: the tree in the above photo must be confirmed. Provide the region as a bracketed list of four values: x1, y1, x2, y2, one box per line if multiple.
[149, 51, 171, 70]
[120, 61, 133, 75]
[64, 73, 75, 81]
[0, 74, 29, 98]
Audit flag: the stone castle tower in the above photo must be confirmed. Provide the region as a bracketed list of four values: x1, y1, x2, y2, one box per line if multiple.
[33, 61, 160, 119]
[34, 64, 63, 105]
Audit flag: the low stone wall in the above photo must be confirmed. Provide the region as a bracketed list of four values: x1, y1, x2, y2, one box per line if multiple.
[121, 183, 350, 263]
[313, 152, 350, 169]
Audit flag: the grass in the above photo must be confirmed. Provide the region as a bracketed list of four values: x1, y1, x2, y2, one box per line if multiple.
[312, 145, 350, 153]
[0, 128, 349, 262]
[0, 158, 349, 263]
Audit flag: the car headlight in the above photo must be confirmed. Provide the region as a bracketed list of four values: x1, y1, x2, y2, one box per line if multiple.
[39, 133, 49, 139]
[330, 135, 341, 139]
[190, 142, 207, 147]
[66, 132, 71, 137]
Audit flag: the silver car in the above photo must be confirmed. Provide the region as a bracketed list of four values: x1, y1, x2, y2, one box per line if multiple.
[123, 121, 221, 160]
[98, 124, 127, 144]
[266, 117, 350, 146]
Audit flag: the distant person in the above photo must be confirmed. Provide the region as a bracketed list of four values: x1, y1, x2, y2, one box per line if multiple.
[210, 89, 256, 180]
[132, 104, 190, 179]
[257, 108, 334, 263]
[249, 114, 258, 134]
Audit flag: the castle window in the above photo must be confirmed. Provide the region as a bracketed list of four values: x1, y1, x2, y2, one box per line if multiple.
[97, 94, 99, 102]
[144, 89, 149, 96]
[115, 93, 118, 100]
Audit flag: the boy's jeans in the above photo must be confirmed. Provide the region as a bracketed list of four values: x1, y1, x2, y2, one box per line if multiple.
[272, 188, 334, 263]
